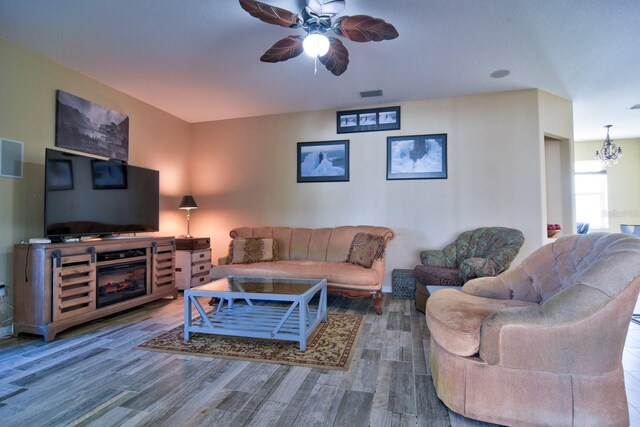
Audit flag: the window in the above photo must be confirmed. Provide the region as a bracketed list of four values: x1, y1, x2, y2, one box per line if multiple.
[575, 161, 608, 230]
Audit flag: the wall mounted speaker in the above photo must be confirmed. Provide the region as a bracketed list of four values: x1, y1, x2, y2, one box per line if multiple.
[0, 138, 24, 178]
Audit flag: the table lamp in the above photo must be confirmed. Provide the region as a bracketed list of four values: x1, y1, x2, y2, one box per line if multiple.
[178, 195, 198, 238]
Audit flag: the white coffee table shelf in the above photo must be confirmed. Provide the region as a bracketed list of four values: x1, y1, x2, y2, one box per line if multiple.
[184, 276, 327, 351]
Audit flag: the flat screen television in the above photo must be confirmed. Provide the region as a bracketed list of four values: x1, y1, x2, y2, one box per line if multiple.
[45, 148, 159, 239]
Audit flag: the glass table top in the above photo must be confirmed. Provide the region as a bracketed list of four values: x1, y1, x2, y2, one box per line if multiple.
[194, 276, 325, 296]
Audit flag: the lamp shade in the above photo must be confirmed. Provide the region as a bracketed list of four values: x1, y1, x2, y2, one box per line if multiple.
[178, 195, 198, 210]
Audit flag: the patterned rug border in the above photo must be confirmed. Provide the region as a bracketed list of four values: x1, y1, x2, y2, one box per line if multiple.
[137, 312, 364, 371]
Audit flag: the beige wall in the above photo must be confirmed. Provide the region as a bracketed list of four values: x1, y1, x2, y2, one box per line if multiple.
[539, 90, 576, 240]
[0, 38, 192, 314]
[190, 89, 574, 290]
[575, 137, 640, 232]
[1, 37, 576, 302]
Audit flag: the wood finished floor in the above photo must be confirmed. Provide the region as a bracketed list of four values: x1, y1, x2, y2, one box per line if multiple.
[0, 294, 638, 426]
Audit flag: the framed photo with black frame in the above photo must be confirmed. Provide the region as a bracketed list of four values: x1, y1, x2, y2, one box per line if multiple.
[337, 106, 400, 134]
[297, 140, 349, 183]
[386, 133, 448, 180]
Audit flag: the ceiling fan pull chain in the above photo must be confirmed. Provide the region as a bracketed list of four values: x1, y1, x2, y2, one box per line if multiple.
[314, 55, 318, 75]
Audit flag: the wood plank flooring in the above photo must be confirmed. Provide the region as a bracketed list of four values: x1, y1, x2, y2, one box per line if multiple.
[0, 294, 638, 426]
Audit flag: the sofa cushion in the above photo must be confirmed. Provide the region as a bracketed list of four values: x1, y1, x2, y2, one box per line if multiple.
[413, 264, 462, 286]
[425, 289, 537, 357]
[347, 232, 386, 268]
[211, 260, 380, 290]
[229, 238, 275, 264]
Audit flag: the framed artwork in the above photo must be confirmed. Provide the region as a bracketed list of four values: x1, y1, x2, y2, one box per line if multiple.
[55, 90, 130, 161]
[297, 140, 349, 183]
[91, 160, 128, 189]
[386, 134, 448, 180]
[46, 159, 74, 191]
[337, 106, 400, 134]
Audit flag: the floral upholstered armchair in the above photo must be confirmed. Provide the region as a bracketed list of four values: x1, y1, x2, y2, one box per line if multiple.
[413, 227, 524, 311]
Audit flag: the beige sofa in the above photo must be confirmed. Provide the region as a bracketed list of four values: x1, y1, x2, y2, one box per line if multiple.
[210, 226, 395, 314]
[426, 233, 640, 426]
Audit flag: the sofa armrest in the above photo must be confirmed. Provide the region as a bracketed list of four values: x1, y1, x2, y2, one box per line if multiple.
[459, 257, 499, 282]
[420, 249, 447, 267]
[462, 275, 512, 300]
[480, 284, 621, 373]
[371, 258, 386, 287]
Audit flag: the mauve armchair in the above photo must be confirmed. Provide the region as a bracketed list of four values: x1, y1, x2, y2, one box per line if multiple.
[413, 227, 524, 312]
[426, 233, 640, 426]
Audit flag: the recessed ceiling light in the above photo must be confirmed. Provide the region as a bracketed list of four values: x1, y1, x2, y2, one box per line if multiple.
[490, 69, 511, 79]
[631, 104, 640, 109]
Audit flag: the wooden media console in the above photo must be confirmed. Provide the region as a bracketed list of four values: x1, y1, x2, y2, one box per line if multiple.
[13, 236, 177, 341]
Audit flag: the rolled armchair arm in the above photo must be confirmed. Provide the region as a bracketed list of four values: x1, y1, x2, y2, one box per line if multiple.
[420, 249, 447, 267]
[480, 284, 621, 374]
[459, 257, 499, 283]
[462, 275, 512, 300]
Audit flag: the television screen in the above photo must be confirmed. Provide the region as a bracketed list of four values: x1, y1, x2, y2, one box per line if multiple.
[45, 148, 159, 238]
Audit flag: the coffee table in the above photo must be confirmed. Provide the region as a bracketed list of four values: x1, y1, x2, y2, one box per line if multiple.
[183, 276, 327, 351]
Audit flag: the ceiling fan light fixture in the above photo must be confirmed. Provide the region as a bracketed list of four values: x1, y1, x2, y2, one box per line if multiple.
[303, 32, 330, 57]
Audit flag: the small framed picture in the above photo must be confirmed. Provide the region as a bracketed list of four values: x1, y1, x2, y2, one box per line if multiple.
[337, 106, 400, 134]
[386, 134, 448, 180]
[297, 140, 349, 183]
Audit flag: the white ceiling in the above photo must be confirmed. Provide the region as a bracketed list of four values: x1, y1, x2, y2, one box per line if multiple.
[1, 0, 639, 141]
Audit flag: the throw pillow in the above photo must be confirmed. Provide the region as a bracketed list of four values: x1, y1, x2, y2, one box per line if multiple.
[229, 238, 276, 264]
[347, 233, 386, 268]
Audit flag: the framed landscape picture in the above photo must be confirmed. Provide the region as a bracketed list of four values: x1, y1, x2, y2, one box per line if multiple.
[55, 90, 130, 161]
[386, 134, 448, 180]
[337, 106, 400, 134]
[297, 140, 349, 183]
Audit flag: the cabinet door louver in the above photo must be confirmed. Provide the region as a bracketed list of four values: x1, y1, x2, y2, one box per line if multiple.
[153, 243, 175, 292]
[52, 252, 96, 322]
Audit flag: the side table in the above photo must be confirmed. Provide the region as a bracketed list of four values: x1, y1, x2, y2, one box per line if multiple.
[175, 237, 211, 290]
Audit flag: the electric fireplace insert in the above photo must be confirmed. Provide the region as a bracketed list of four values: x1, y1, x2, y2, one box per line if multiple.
[96, 261, 147, 308]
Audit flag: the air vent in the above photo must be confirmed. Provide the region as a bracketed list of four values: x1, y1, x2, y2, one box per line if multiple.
[631, 104, 640, 110]
[0, 138, 24, 178]
[360, 89, 383, 98]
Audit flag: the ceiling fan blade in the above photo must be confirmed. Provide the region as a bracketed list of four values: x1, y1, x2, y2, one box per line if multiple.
[320, 37, 349, 76]
[305, 0, 345, 18]
[239, 0, 301, 28]
[334, 15, 399, 42]
[260, 35, 305, 63]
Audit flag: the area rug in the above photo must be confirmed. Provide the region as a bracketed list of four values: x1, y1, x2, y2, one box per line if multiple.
[138, 313, 363, 370]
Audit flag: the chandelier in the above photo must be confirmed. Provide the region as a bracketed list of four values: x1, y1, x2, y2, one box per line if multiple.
[595, 125, 622, 167]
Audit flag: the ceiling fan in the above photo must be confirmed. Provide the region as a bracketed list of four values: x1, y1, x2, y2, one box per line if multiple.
[239, 0, 399, 76]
